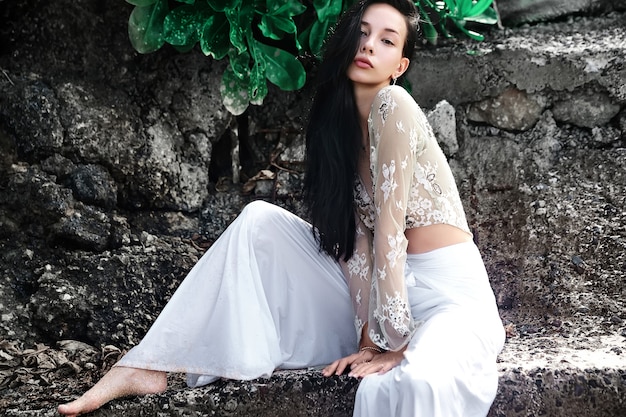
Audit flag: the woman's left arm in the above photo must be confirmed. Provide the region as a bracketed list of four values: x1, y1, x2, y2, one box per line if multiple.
[367, 86, 426, 352]
[323, 87, 425, 377]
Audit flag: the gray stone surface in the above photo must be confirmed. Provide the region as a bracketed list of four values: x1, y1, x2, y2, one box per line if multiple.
[3, 339, 625, 416]
[496, 0, 624, 26]
[408, 12, 626, 108]
[467, 88, 545, 131]
[0, 0, 625, 416]
[427, 100, 459, 155]
[552, 90, 621, 128]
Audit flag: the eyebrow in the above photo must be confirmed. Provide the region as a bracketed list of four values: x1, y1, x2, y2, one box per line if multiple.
[361, 21, 401, 37]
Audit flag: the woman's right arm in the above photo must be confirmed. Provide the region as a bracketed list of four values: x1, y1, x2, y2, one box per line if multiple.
[340, 216, 374, 348]
[324, 226, 380, 377]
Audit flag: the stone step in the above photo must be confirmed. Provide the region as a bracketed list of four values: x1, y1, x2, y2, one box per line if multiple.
[3, 335, 625, 416]
[408, 12, 625, 112]
[490, 335, 626, 417]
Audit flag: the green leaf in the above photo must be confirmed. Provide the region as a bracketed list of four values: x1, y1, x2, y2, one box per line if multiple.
[452, 19, 485, 41]
[442, 0, 459, 16]
[465, 30, 484, 41]
[464, 7, 498, 24]
[172, 43, 196, 53]
[220, 64, 249, 115]
[424, 0, 446, 13]
[174, 0, 195, 4]
[207, 0, 240, 12]
[128, 0, 168, 54]
[266, 0, 306, 15]
[437, 20, 452, 39]
[459, 0, 473, 17]
[258, 0, 305, 48]
[297, 22, 312, 52]
[200, 14, 230, 59]
[226, 2, 253, 54]
[313, 0, 342, 22]
[255, 41, 305, 91]
[258, 14, 297, 40]
[229, 49, 251, 80]
[163, 3, 212, 46]
[468, 0, 494, 17]
[248, 52, 268, 105]
[308, 17, 332, 56]
[422, 21, 439, 44]
[416, 2, 438, 44]
[126, 0, 157, 6]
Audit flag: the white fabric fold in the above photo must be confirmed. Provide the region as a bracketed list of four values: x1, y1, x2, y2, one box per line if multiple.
[117, 201, 357, 385]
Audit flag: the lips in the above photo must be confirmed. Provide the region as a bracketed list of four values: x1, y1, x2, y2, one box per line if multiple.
[354, 57, 373, 68]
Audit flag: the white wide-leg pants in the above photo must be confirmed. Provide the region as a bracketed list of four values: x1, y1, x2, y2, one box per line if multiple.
[116, 201, 504, 416]
[117, 200, 357, 385]
[354, 243, 505, 417]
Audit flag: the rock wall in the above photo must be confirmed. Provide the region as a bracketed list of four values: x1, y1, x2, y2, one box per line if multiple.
[0, 0, 625, 414]
[496, 0, 625, 25]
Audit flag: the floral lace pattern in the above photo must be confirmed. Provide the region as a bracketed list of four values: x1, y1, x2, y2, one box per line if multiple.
[346, 86, 471, 351]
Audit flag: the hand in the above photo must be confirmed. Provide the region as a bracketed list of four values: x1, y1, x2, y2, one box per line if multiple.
[322, 349, 378, 377]
[322, 348, 405, 378]
[347, 349, 404, 378]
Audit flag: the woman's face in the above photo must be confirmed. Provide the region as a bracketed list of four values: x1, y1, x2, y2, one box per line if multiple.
[347, 3, 410, 90]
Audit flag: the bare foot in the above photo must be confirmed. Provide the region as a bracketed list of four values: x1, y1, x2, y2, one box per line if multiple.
[57, 366, 167, 416]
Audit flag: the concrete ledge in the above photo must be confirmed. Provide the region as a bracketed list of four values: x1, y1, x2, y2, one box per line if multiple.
[491, 336, 626, 417]
[407, 13, 626, 109]
[4, 336, 625, 416]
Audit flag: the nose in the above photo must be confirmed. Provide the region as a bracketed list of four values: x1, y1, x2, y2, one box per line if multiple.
[361, 36, 374, 54]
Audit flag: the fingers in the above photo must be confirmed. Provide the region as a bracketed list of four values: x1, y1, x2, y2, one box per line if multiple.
[322, 360, 343, 376]
[322, 355, 355, 376]
[348, 360, 387, 378]
[321, 350, 397, 378]
[321, 361, 338, 376]
[322, 351, 374, 377]
[348, 350, 403, 378]
[349, 350, 376, 369]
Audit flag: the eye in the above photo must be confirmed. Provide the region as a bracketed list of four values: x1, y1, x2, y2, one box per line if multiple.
[382, 39, 395, 46]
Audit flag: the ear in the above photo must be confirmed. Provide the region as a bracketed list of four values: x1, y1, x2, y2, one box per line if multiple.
[393, 57, 410, 79]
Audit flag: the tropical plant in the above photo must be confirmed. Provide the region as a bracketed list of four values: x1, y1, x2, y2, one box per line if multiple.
[417, 0, 498, 43]
[125, 0, 497, 115]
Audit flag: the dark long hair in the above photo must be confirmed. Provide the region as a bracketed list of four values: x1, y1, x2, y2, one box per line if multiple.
[303, 0, 419, 261]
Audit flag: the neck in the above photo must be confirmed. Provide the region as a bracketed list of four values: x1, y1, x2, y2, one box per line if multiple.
[354, 85, 377, 122]
[353, 82, 389, 136]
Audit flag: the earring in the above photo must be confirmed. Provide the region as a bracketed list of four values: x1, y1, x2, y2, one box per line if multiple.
[391, 77, 397, 86]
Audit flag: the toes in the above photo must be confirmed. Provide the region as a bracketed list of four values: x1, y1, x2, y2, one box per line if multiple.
[58, 401, 82, 416]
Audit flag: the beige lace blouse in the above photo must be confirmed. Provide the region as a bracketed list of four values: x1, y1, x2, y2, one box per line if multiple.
[345, 85, 471, 351]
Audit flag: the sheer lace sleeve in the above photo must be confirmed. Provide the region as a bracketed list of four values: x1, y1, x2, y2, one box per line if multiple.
[367, 85, 425, 351]
[340, 215, 374, 342]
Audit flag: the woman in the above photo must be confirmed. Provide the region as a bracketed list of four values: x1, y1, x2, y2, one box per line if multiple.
[59, 1, 504, 416]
